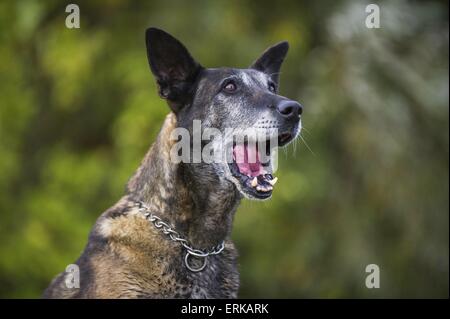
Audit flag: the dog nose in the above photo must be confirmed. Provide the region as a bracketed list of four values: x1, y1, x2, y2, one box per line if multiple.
[276, 100, 302, 119]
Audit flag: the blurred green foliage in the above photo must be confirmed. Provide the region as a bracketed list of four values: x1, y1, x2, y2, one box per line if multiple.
[0, 0, 448, 298]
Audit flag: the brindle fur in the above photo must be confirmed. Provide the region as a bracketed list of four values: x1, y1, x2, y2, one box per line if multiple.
[44, 28, 300, 298]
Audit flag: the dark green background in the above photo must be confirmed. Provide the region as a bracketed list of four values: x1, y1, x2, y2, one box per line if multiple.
[0, 0, 448, 298]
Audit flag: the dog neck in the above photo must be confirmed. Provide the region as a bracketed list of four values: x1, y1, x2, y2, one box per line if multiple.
[126, 113, 241, 249]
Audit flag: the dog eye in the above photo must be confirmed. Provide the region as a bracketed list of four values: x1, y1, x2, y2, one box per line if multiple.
[223, 81, 237, 93]
[268, 83, 277, 93]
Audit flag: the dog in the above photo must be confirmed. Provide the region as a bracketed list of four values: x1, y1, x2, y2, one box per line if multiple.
[43, 27, 302, 298]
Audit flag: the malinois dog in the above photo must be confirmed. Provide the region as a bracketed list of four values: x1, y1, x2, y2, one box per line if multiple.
[44, 27, 302, 298]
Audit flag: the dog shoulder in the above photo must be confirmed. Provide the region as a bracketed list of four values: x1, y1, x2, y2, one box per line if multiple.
[45, 197, 180, 298]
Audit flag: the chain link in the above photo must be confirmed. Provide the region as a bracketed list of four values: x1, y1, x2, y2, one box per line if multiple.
[134, 201, 225, 271]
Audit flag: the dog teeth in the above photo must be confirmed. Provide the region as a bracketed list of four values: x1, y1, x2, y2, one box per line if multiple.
[256, 185, 272, 192]
[251, 175, 275, 192]
[268, 177, 278, 186]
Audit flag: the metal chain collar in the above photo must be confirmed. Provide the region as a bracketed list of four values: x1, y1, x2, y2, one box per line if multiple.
[134, 201, 225, 272]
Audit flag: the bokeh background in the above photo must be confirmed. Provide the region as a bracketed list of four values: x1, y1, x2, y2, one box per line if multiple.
[0, 0, 448, 298]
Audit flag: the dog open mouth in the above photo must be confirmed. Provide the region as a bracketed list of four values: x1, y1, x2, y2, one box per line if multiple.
[228, 132, 293, 199]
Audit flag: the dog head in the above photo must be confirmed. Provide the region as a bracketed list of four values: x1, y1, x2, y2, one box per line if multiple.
[145, 28, 302, 200]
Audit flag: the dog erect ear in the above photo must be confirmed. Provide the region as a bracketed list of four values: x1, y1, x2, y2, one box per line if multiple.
[250, 41, 289, 84]
[145, 28, 202, 112]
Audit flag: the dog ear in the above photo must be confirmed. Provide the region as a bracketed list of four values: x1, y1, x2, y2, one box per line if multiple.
[145, 28, 202, 112]
[250, 41, 289, 84]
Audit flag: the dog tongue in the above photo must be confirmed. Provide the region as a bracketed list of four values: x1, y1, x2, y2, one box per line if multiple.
[233, 144, 265, 177]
